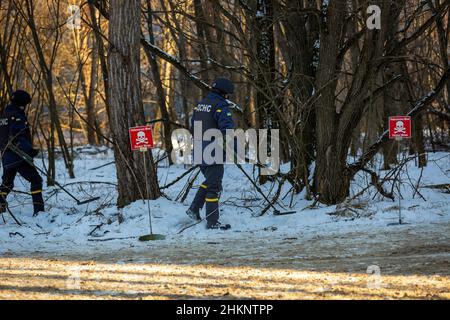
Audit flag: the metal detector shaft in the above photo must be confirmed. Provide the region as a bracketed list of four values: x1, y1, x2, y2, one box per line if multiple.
[8, 145, 99, 205]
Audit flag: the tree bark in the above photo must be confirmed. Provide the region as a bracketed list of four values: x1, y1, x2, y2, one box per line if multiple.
[254, 0, 288, 183]
[313, 0, 349, 204]
[108, 0, 160, 208]
[86, 29, 100, 145]
[281, 0, 318, 193]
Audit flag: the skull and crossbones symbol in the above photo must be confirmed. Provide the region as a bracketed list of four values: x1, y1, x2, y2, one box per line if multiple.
[394, 121, 406, 134]
[136, 131, 148, 145]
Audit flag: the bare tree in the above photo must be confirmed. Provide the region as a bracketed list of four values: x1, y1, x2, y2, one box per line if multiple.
[108, 0, 160, 207]
[17, 0, 75, 183]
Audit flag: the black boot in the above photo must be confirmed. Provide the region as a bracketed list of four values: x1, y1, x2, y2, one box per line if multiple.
[0, 193, 7, 214]
[33, 203, 45, 216]
[33, 206, 45, 216]
[32, 191, 45, 216]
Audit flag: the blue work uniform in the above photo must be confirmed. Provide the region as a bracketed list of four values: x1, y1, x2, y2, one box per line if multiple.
[189, 91, 234, 226]
[0, 103, 44, 214]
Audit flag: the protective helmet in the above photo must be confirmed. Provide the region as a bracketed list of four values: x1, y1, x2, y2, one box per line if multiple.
[11, 90, 32, 106]
[212, 77, 234, 95]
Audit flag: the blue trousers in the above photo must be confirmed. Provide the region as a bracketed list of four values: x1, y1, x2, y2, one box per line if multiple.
[190, 164, 224, 224]
[0, 161, 44, 213]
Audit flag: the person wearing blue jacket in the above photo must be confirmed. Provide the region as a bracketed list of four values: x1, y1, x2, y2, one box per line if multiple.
[0, 90, 44, 216]
[186, 78, 235, 230]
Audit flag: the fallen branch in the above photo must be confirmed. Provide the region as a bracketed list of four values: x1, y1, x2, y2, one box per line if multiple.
[257, 176, 287, 217]
[5, 205, 22, 226]
[89, 161, 115, 171]
[87, 236, 137, 242]
[361, 168, 395, 201]
[88, 223, 104, 236]
[422, 183, 450, 189]
[176, 168, 201, 203]
[62, 181, 117, 187]
[161, 165, 199, 190]
[9, 232, 25, 238]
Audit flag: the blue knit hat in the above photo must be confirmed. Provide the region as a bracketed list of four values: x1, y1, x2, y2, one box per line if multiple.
[212, 77, 234, 95]
[11, 90, 32, 106]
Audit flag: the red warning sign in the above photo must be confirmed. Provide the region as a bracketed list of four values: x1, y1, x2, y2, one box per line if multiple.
[389, 116, 411, 139]
[129, 126, 154, 151]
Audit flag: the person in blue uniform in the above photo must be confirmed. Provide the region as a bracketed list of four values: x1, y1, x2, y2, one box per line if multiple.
[186, 78, 235, 230]
[0, 90, 44, 216]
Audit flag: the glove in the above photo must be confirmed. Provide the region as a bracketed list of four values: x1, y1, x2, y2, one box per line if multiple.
[28, 149, 39, 158]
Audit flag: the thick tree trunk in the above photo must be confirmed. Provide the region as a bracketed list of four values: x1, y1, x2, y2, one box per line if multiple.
[431, 0, 450, 112]
[255, 0, 276, 128]
[314, 0, 409, 204]
[255, 0, 289, 183]
[108, 0, 160, 208]
[281, 0, 318, 193]
[313, 0, 348, 204]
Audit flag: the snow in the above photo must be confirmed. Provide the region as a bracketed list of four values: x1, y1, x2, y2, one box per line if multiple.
[256, 11, 265, 18]
[0, 147, 449, 256]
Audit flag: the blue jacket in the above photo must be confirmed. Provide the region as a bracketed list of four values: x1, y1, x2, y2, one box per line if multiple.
[0, 103, 33, 169]
[191, 91, 235, 165]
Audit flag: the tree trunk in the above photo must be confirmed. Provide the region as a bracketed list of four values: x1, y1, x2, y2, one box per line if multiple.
[255, 0, 285, 183]
[86, 29, 100, 145]
[431, 0, 450, 112]
[108, 0, 160, 208]
[281, 0, 318, 193]
[314, 0, 408, 204]
[313, 0, 348, 204]
[89, 3, 111, 127]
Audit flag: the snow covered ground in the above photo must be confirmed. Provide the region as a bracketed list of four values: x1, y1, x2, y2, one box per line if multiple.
[0, 147, 449, 299]
[0, 147, 448, 256]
